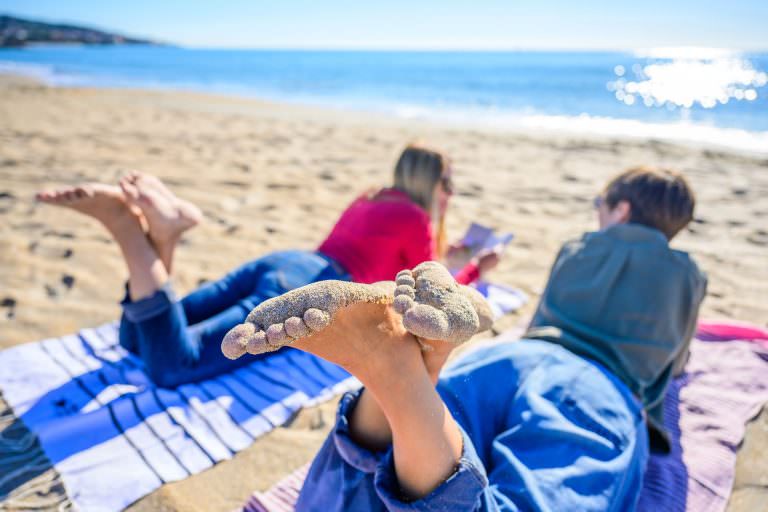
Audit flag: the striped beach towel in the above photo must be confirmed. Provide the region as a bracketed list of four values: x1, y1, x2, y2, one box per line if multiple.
[243, 323, 768, 512]
[0, 322, 359, 511]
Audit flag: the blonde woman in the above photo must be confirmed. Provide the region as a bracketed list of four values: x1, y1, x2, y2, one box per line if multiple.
[36, 143, 499, 387]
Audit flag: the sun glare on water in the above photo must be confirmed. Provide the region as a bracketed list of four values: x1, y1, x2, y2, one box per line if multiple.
[608, 47, 767, 110]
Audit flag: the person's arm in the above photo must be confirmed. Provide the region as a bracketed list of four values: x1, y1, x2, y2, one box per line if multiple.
[455, 248, 501, 285]
[453, 260, 480, 285]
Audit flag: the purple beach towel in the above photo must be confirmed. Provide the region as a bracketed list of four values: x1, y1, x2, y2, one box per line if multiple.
[243, 322, 768, 512]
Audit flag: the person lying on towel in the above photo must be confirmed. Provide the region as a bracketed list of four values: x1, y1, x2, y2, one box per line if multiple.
[35, 143, 500, 387]
[227, 166, 706, 511]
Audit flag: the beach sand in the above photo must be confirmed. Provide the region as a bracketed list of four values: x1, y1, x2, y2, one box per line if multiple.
[1, 74, 766, 511]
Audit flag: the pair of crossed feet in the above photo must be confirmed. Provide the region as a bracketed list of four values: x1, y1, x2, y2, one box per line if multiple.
[35, 172, 202, 249]
[222, 261, 494, 376]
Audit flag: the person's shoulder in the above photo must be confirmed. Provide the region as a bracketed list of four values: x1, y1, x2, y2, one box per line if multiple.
[669, 248, 707, 284]
[373, 190, 428, 219]
[356, 188, 429, 229]
[557, 231, 597, 255]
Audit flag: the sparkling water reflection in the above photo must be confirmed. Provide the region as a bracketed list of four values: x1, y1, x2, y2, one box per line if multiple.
[608, 48, 767, 110]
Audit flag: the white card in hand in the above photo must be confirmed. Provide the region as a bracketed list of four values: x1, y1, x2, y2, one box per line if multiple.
[460, 222, 514, 256]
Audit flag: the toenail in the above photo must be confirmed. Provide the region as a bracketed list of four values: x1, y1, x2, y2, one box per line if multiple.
[221, 323, 253, 359]
[246, 330, 269, 354]
[266, 323, 289, 344]
[396, 269, 413, 279]
[393, 295, 414, 314]
[396, 274, 415, 287]
[285, 316, 310, 338]
[395, 284, 415, 299]
[304, 308, 331, 331]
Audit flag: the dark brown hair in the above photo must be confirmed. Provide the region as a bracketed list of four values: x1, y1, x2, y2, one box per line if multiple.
[603, 166, 695, 240]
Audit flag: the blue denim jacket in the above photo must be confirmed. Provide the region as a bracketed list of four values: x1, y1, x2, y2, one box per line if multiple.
[526, 224, 706, 452]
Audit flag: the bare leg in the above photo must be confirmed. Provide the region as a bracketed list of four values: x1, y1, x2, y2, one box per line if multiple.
[119, 171, 202, 273]
[36, 184, 168, 300]
[295, 303, 463, 499]
[349, 334, 454, 451]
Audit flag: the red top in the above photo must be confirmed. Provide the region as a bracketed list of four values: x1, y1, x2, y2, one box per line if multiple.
[318, 188, 479, 285]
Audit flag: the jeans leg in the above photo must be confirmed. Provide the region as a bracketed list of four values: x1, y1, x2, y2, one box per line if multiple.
[437, 340, 649, 512]
[180, 258, 268, 325]
[123, 250, 348, 388]
[123, 282, 258, 387]
[121, 284, 198, 387]
[118, 311, 139, 354]
[168, 302, 257, 383]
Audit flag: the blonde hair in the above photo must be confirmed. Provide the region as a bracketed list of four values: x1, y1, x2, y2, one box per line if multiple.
[393, 143, 450, 256]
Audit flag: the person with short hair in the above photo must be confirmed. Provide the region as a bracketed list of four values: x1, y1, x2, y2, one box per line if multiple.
[293, 166, 707, 511]
[527, 166, 706, 452]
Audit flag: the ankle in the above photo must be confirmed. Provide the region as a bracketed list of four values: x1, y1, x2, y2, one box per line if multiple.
[103, 209, 142, 237]
[358, 350, 428, 395]
[153, 237, 177, 274]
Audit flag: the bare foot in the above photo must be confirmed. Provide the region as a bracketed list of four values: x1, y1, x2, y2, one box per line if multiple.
[35, 183, 141, 233]
[221, 262, 494, 369]
[119, 171, 202, 245]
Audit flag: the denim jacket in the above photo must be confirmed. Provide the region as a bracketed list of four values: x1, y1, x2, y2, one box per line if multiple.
[526, 223, 707, 452]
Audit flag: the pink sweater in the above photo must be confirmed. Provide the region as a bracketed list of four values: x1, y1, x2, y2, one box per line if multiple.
[318, 188, 479, 284]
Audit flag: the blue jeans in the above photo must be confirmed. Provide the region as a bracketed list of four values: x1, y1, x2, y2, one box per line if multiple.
[296, 340, 649, 512]
[118, 250, 349, 388]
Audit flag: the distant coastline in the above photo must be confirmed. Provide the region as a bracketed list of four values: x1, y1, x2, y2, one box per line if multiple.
[0, 14, 160, 48]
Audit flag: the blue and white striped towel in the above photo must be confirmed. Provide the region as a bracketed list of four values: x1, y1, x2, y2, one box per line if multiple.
[0, 323, 359, 511]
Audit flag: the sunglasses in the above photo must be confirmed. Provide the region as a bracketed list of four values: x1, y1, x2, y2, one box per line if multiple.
[593, 195, 604, 209]
[441, 175, 455, 194]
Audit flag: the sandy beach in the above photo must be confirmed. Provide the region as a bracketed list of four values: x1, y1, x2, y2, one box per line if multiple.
[0, 74, 766, 511]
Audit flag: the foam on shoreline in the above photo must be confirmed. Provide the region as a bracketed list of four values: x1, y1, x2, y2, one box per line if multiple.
[2, 58, 766, 157]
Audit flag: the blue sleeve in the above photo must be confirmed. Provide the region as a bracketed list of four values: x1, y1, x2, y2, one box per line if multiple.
[295, 390, 489, 512]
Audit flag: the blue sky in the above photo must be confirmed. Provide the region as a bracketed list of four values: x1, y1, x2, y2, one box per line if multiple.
[1, 0, 766, 50]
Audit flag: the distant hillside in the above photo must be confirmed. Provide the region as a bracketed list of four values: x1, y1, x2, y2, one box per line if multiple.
[0, 14, 159, 47]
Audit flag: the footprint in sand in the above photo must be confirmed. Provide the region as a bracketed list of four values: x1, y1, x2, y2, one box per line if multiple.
[731, 187, 748, 197]
[42, 229, 76, 239]
[28, 240, 75, 259]
[746, 229, 768, 246]
[222, 261, 493, 359]
[0, 191, 16, 213]
[266, 183, 299, 191]
[61, 274, 76, 290]
[44, 284, 58, 299]
[1, 297, 16, 319]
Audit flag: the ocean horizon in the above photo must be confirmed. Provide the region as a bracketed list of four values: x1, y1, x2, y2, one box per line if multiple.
[1, 46, 767, 154]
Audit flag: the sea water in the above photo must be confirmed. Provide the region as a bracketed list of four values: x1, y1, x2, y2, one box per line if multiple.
[1, 46, 766, 153]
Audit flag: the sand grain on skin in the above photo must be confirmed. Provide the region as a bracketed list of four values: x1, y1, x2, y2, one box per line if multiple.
[223, 262, 493, 357]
